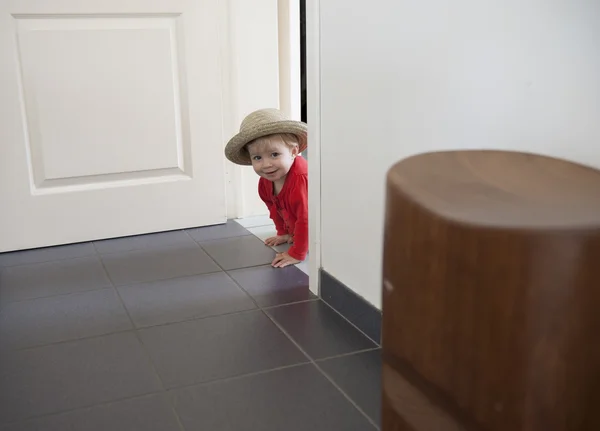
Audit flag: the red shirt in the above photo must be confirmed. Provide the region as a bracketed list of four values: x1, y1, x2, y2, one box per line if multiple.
[258, 156, 308, 260]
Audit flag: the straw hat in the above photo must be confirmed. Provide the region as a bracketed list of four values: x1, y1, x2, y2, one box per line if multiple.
[225, 108, 307, 165]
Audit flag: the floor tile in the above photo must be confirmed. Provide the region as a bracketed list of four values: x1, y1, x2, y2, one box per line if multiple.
[247, 225, 277, 242]
[187, 220, 251, 242]
[0, 257, 111, 305]
[170, 364, 377, 431]
[266, 300, 377, 360]
[199, 235, 276, 271]
[94, 230, 195, 254]
[273, 243, 291, 253]
[0, 243, 96, 268]
[228, 265, 314, 307]
[318, 349, 382, 426]
[118, 272, 256, 328]
[0, 394, 181, 431]
[246, 226, 294, 253]
[235, 215, 274, 228]
[0, 289, 132, 350]
[245, 227, 309, 273]
[138, 310, 307, 388]
[101, 244, 220, 286]
[0, 332, 162, 425]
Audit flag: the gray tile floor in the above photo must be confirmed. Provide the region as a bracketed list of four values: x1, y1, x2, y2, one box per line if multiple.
[0, 222, 381, 430]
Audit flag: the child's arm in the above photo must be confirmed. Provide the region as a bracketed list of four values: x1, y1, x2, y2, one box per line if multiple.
[258, 180, 287, 235]
[286, 177, 308, 261]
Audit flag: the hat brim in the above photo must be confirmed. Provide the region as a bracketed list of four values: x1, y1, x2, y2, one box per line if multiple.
[225, 120, 308, 166]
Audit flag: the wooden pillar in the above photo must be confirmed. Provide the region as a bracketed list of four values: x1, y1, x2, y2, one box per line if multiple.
[381, 150, 600, 431]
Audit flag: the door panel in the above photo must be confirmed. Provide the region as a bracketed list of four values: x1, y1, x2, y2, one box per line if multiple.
[0, 0, 227, 252]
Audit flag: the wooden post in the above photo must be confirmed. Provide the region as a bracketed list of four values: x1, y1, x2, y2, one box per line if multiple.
[382, 150, 600, 431]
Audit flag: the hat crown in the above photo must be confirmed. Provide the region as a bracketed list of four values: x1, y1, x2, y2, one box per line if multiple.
[225, 107, 306, 165]
[239, 108, 289, 133]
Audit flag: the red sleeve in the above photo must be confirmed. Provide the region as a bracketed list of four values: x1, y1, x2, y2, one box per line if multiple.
[258, 179, 287, 235]
[287, 175, 308, 261]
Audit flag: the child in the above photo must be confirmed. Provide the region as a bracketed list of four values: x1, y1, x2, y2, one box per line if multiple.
[225, 108, 308, 268]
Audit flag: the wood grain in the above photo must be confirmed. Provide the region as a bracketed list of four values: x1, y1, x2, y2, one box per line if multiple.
[382, 150, 600, 431]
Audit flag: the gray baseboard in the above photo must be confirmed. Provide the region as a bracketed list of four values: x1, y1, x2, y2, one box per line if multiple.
[320, 269, 382, 345]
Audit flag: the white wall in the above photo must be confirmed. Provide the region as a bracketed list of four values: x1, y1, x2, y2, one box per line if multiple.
[318, 0, 600, 309]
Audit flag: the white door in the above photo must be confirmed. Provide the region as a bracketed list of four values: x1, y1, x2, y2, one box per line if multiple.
[0, 0, 227, 252]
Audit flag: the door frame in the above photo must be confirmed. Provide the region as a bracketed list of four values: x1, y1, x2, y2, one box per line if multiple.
[278, 0, 322, 297]
[224, 0, 322, 296]
[306, 0, 321, 296]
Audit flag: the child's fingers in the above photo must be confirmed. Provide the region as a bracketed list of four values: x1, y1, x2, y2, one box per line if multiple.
[272, 258, 286, 268]
[274, 257, 296, 268]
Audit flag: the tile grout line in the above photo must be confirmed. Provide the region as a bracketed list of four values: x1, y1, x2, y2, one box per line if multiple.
[6, 308, 248, 353]
[0, 361, 323, 428]
[230, 218, 307, 271]
[0, 253, 112, 308]
[107, 268, 225, 288]
[0, 390, 167, 428]
[244, 224, 309, 273]
[313, 346, 381, 363]
[233, 218, 274, 230]
[0, 284, 113, 307]
[0, 360, 321, 428]
[0, 251, 98, 269]
[3, 343, 383, 430]
[4, 283, 319, 353]
[260, 307, 381, 430]
[21, 295, 318, 352]
[320, 297, 382, 347]
[0, 221, 267, 269]
[189, 233, 255, 245]
[261, 297, 319, 310]
[2, 230, 312, 352]
[96, 236, 204, 257]
[8, 328, 134, 353]
[91, 242, 187, 431]
[194, 229, 379, 427]
[185, 228, 287, 274]
[217, 250, 379, 429]
[183, 230, 268, 314]
[165, 361, 312, 392]
[154, 228, 322, 430]
[1, 238, 215, 308]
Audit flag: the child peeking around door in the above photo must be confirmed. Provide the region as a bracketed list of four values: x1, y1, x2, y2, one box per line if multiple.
[225, 108, 308, 268]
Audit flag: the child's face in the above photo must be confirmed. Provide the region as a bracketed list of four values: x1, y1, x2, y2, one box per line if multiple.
[247, 135, 299, 183]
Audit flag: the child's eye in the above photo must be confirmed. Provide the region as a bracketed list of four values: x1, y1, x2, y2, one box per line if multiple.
[252, 155, 261, 161]
[271, 152, 280, 158]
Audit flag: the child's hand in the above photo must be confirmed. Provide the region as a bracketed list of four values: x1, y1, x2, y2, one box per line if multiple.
[272, 252, 301, 268]
[265, 235, 290, 246]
